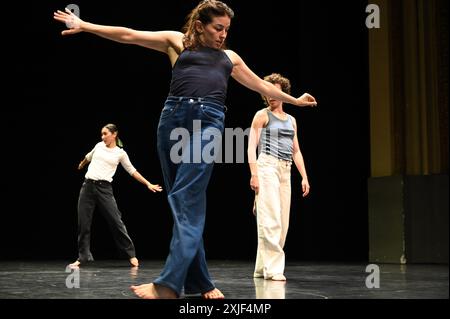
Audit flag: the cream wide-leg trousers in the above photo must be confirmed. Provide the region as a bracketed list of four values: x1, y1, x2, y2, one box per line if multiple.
[254, 153, 292, 279]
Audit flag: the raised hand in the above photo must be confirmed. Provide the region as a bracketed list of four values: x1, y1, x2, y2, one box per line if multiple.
[53, 8, 83, 35]
[296, 93, 317, 107]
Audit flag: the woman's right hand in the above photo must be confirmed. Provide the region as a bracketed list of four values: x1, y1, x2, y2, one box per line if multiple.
[53, 8, 84, 35]
[250, 175, 259, 194]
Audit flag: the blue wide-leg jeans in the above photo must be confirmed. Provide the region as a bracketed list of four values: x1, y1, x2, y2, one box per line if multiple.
[154, 96, 225, 296]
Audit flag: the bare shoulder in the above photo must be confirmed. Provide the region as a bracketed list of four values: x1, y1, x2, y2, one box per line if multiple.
[132, 30, 184, 56]
[166, 31, 185, 53]
[165, 31, 184, 65]
[224, 49, 240, 65]
[253, 109, 269, 126]
[255, 108, 268, 118]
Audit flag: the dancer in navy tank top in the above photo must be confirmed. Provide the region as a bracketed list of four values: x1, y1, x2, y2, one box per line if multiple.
[54, 0, 317, 299]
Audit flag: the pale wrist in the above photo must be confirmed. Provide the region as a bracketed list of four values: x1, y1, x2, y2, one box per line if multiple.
[79, 21, 90, 32]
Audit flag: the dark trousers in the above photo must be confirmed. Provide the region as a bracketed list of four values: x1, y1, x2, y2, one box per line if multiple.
[77, 179, 136, 262]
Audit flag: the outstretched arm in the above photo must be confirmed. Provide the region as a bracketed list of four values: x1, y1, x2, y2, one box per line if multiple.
[291, 118, 310, 197]
[78, 157, 90, 170]
[53, 8, 184, 58]
[226, 50, 317, 107]
[120, 152, 163, 193]
[131, 171, 163, 193]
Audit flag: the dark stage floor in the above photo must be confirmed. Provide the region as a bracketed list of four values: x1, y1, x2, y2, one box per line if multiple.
[0, 260, 447, 299]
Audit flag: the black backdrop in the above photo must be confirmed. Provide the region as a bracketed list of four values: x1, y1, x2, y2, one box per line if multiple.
[4, 0, 369, 262]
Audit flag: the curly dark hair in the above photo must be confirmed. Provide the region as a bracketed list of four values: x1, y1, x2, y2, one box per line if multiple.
[182, 0, 234, 50]
[261, 73, 291, 106]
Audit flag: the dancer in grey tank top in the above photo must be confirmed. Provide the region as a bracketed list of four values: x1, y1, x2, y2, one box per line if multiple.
[248, 73, 311, 281]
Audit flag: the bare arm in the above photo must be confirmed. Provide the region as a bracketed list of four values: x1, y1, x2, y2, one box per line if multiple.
[131, 171, 163, 193]
[78, 157, 89, 170]
[53, 8, 184, 62]
[226, 50, 317, 107]
[247, 110, 268, 194]
[291, 118, 310, 197]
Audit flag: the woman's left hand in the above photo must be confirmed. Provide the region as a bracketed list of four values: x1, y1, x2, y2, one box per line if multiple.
[301, 179, 310, 197]
[296, 93, 317, 107]
[147, 183, 163, 193]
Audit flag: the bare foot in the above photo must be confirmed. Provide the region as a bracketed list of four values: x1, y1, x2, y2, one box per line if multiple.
[129, 257, 139, 267]
[270, 274, 286, 281]
[130, 283, 177, 299]
[202, 288, 225, 299]
[68, 260, 81, 268]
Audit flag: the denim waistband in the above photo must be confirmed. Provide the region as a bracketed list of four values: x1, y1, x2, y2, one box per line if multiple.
[166, 96, 227, 112]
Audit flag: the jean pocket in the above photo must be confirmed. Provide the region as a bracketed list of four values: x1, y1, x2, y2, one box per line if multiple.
[200, 104, 225, 122]
[160, 103, 179, 119]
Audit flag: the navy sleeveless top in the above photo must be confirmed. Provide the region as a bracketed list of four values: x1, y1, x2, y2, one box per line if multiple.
[168, 47, 233, 105]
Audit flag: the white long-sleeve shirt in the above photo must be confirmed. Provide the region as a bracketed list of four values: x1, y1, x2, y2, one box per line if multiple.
[84, 142, 137, 182]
